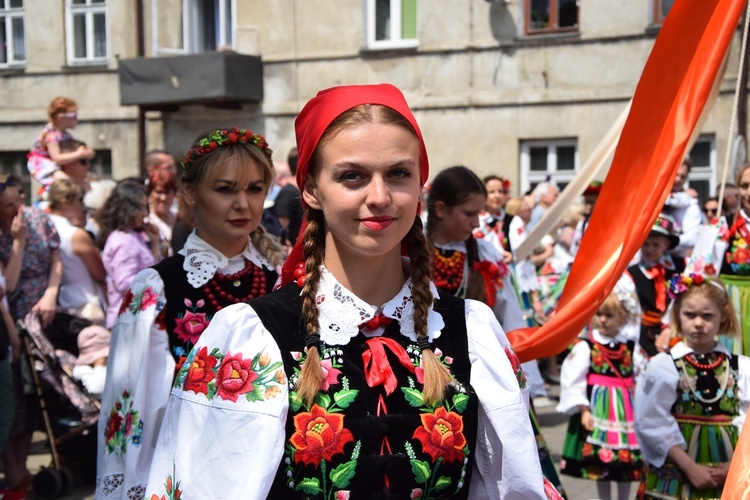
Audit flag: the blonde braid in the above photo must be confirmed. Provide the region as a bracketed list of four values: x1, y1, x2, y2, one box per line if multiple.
[296, 210, 327, 407]
[405, 217, 451, 404]
[250, 225, 286, 267]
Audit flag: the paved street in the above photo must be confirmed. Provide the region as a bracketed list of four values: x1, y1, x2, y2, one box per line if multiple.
[6, 383, 632, 499]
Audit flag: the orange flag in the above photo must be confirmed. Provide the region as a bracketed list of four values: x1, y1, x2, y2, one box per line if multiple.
[507, 0, 746, 363]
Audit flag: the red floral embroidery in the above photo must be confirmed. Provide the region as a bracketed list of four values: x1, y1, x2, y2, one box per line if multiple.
[154, 308, 167, 331]
[183, 347, 218, 395]
[582, 442, 594, 457]
[215, 352, 258, 402]
[118, 289, 134, 315]
[413, 407, 467, 463]
[617, 449, 632, 463]
[290, 404, 354, 467]
[139, 286, 159, 310]
[105, 411, 123, 442]
[174, 311, 210, 344]
[598, 448, 614, 463]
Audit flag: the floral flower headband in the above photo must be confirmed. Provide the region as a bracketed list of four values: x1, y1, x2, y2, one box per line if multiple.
[181, 127, 273, 169]
[667, 272, 726, 299]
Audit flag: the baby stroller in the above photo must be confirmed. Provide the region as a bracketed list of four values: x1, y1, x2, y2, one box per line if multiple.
[18, 310, 100, 499]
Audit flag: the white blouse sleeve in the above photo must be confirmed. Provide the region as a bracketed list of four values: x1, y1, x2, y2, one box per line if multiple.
[734, 355, 750, 431]
[145, 303, 288, 500]
[556, 341, 591, 415]
[634, 353, 684, 468]
[96, 268, 172, 500]
[464, 301, 545, 500]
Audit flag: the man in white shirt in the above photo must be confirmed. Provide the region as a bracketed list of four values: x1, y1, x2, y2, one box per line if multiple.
[663, 158, 702, 258]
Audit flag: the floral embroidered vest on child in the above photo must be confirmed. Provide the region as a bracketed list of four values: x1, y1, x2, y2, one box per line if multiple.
[721, 213, 750, 276]
[672, 351, 740, 423]
[252, 284, 479, 500]
[152, 255, 277, 374]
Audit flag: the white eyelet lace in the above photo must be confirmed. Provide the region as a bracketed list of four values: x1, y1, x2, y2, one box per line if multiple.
[316, 267, 445, 346]
[95, 473, 124, 498]
[179, 231, 272, 288]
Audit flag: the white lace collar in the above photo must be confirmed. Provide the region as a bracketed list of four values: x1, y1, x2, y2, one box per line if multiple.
[433, 240, 466, 253]
[315, 267, 445, 346]
[179, 231, 273, 288]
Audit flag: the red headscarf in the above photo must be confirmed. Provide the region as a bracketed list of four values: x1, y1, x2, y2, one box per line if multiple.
[281, 83, 429, 285]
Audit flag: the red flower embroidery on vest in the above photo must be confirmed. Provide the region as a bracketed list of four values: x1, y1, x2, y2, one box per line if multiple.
[215, 352, 258, 402]
[183, 346, 218, 395]
[174, 311, 210, 344]
[413, 407, 467, 463]
[290, 404, 354, 467]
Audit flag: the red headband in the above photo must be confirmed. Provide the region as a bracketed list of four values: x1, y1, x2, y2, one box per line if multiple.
[281, 83, 429, 286]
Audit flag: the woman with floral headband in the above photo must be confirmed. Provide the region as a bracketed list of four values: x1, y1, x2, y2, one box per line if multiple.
[145, 84, 546, 499]
[96, 128, 284, 500]
[635, 272, 750, 499]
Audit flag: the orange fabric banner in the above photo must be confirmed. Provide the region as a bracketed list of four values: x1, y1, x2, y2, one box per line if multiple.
[507, 0, 745, 362]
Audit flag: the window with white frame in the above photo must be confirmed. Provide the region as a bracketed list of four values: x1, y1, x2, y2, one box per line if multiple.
[685, 134, 716, 203]
[525, 0, 578, 35]
[152, 0, 234, 55]
[365, 0, 418, 50]
[0, 0, 25, 67]
[519, 139, 578, 194]
[66, 0, 108, 65]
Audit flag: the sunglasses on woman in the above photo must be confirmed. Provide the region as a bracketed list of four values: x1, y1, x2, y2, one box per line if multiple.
[0, 175, 18, 194]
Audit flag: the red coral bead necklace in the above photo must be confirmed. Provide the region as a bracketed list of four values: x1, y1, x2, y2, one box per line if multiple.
[202, 260, 267, 310]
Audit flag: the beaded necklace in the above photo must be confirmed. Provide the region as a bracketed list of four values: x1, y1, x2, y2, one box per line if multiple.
[679, 352, 729, 405]
[202, 260, 267, 310]
[432, 248, 469, 298]
[595, 342, 627, 360]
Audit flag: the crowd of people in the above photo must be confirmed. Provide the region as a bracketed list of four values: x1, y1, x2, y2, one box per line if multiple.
[0, 89, 747, 499]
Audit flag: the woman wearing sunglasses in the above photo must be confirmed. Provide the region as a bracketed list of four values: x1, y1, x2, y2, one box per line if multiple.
[0, 173, 62, 495]
[27, 96, 94, 203]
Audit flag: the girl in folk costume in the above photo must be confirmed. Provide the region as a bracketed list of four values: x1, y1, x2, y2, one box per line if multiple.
[635, 273, 750, 499]
[426, 165, 565, 498]
[718, 164, 750, 355]
[557, 277, 644, 500]
[145, 84, 547, 499]
[96, 128, 283, 499]
[474, 174, 513, 261]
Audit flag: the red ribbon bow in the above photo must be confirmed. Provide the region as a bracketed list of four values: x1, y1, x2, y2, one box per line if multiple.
[362, 337, 416, 395]
[647, 264, 667, 313]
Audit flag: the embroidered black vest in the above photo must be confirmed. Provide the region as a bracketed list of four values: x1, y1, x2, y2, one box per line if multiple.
[152, 255, 278, 366]
[583, 339, 635, 399]
[628, 260, 685, 357]
[672, 352, 740, 418]
[252, 284, 478, 500]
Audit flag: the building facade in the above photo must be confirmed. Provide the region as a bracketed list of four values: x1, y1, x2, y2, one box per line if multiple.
[0, 0, 744, 201]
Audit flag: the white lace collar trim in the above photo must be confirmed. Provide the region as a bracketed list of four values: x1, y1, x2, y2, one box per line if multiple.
[178, 231, 273, 288]
[315, 267, 445, 346]
[433, 240, 466, 253]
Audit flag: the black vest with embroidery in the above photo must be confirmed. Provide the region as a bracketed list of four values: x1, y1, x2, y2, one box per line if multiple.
[152, 254, 278, 367]
[671, 351, 740, 418]
[582, 338, 635, 399]
[627, 260, 685, 357]
[252, 284, 478, 500]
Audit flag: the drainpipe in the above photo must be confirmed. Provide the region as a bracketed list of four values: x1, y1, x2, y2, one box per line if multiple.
[135, 0, 146, 177]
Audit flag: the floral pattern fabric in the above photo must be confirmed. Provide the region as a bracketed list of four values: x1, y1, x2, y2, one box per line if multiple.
[275, 334, 476, 499]
[0, 207, 60, 320]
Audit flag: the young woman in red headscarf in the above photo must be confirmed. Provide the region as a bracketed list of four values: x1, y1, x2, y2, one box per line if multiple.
[145, 84, 546, 499]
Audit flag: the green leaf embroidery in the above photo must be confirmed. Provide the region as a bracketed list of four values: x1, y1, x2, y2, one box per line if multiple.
[329, 460, 357, 489]
[402, 387, 424, 408]
[246, 385, 265, 403]
[290, 392, 303, 412]
[315, 393, 332, 409]
[333, 389, 359, 409]
[452, 393, 470, 413]
[411, 459, 431, 483]
[434, 476, 452, 492]
[295, 477, 321, 495]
